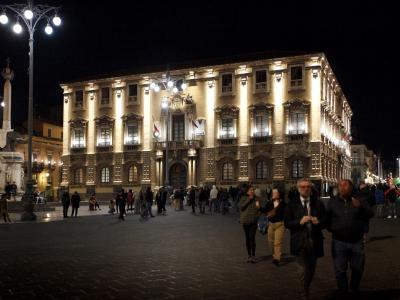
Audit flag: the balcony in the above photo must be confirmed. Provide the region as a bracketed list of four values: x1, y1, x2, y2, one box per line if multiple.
[154, 139, 203, 150]
[70, 147, 86, 154]
[217, 138, 238, 146]
[285, 133, 309, 143]
[96, 145, 113, 152]
[250, 135, 272, 145]
[124, 144, 141, 151]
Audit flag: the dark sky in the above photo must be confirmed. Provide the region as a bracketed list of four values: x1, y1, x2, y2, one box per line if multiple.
[0, 0, 397, 167]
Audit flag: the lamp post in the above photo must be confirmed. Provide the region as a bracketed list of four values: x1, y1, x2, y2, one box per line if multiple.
[1, 1, 61, 220]
[150, 72, 188, 188]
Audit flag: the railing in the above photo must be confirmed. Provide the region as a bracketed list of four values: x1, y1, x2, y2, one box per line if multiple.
[70, 147, 86, 154]
[96, 145, 113, 152]
[154, 139, 203, 150]
[124, 144, 141, 151]
[250, 135, 272, 144]
[217, 138, 238, 146]
[285, 133, 309, 143]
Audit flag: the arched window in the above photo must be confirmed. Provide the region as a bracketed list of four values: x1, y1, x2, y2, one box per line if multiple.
[222, 162, 234, 180]
[128, 165, 138, 182]
[101, 167, 110, 183]
[256, 161, 268, 179]
[292, 160, 304, 178]
[74, 168, 83, 184]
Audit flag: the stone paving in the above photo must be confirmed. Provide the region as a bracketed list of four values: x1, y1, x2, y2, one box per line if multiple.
[0, 207, 399, 300]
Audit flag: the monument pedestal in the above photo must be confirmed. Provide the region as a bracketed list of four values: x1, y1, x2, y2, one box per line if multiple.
[0, 151, 24, 194]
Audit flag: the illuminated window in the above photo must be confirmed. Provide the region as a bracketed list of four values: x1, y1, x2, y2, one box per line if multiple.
[172, 114, 185, 141]
[220, 118, 234, 139]
[222, 162, 234, 180]
[221, 73, 233, 93]
[126, 123, 139, 145]
[101, 87, 110, 105]
[72, 128, 85, 148]
[47, 128, 52, 138]
[289, 112, 305, 134]
[255, 70, 267, 90]
[101, 167, 110, 183]
[98, 127, 111, 146]
[74, 168, 83, 184]
[128, 165, 138, 182]
[290, 66, 303, 87]
[254, 114, 269, 137]
[75, 90, 83, 108]
[292, 160, 304, 178]
[256, 161, 268, 179]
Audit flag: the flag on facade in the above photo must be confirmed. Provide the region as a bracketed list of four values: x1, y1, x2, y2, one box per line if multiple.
[192, 118, 205, 136]
[153, 121, 161, 139]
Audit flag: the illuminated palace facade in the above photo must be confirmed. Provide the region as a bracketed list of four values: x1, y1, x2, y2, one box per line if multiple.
[60, 53, 352, 199]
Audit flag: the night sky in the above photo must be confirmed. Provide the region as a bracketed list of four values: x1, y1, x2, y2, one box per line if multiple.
[0, 0, 397, 168]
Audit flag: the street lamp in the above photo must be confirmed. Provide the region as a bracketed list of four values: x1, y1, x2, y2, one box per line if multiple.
[0, 1, 61, 221]
[150, 72, 187, 188]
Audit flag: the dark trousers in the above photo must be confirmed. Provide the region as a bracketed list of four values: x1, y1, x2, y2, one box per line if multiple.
[199, 201, 206, 214]
[119, 206, 125, 220]
[243, 223, 257, 257]
[332, 239, 365, 293]
[71, 207, 78, 217]
[191, 200, 196, 213]
[63, 204, 69, 217]
[296, 251, 317, 295]
[146, 202, 154, 217]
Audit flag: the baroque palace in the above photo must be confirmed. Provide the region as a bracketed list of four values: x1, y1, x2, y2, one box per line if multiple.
[60, 53, 352, 199]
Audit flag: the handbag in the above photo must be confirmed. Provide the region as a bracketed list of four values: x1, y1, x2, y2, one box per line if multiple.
[257, 215, 269, 235]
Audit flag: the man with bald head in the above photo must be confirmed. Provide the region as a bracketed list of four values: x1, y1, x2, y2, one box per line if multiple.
[326, 179, 374, 297]
[284, 178, 326, 300]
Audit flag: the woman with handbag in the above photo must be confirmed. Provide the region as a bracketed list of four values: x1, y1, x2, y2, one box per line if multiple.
[260, 188, 286, 266]
[239, 184, 260, 263]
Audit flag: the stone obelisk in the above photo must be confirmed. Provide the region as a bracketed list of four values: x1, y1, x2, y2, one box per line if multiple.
[1, 58, 13, 131]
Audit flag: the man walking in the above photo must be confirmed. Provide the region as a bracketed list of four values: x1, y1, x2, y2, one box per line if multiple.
[70, 191, 81, 217]
[326, 179, 374, 297]
[189, 186, 196, 214]
[145, 187, 155, 217]
[61, 190, 70, 218]
[284, 178, 326, 300]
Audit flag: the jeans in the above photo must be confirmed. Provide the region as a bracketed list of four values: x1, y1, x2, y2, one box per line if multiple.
[243, 223, 257, 257]
[209, 199, 217, 212]
[332, 239, 365, 293]
[146, 202, 154, 217]
[199, 201, 206, 214]
[388, 202, 398, 217]
[71, 207, 78, 217]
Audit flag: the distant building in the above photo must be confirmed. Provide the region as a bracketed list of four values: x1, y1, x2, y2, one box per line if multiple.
[351, 144, 382, 185]
[60, 53, 352, 199]
[16, 119, 63, 200]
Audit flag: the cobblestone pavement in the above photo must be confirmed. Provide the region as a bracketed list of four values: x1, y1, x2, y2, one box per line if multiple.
[1, 207, 399, 300]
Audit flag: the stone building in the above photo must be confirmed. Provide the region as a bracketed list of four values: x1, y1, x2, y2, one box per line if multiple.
[351, 144, 381, 186]
[60, 53, 352, 199]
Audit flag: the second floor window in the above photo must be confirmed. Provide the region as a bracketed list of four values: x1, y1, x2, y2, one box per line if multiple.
[256, 161, 268, 179]
[221, 73, 233, 93]
[221, 118, 234, 139]
[254, 114, 269, 137]
[72, 128, 85, 148]
[128, 165, 138, 182]
[75, 90, 83, 108]
[172, 115, 185, 141]
[289, 112, 305, 134]
[99, 127, 111, 146]
[290, 66, 303, 87]
[255, 70, 267, 90]
[101, 87, 110, 105]
[126, 123, 139, 145]
[128, 84, 138, 103]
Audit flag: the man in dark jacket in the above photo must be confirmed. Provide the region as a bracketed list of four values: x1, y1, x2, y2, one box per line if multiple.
[189, 186, 196, 214]
[117, 191, 126, 220]
[326, 179, 374, 296]
[61, 190, 70, 218]
[70, 191, 81, 217]
[198, 187, 208, 214]
[284, 178, 326, 300]
[145, 187, 155, 217]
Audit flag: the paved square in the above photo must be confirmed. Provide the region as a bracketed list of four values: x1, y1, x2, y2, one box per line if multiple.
[1, 208, 399, 300]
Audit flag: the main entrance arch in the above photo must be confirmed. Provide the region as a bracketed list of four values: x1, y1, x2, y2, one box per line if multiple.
[169, 162, 187, 189]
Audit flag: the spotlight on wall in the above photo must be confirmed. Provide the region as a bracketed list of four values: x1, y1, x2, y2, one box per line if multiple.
[312, 68, 319, 78]
[275, 72, 282, 82]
